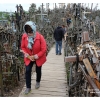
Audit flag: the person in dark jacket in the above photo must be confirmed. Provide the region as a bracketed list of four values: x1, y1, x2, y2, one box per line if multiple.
[54, 24, 64, 55]
[66, 18, 71, 27]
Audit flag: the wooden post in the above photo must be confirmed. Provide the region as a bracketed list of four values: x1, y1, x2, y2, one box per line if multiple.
[0, 52, 3, 96]
[65, 55, 83, 62]
[92, 46, 98, 58]
[40, 3, 45, 22]
[91, 3, 93, 11]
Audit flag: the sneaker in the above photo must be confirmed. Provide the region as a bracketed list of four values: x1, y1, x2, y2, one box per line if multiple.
[24, 88, 31, 95]
[59, 53, 62, 55]
[35, 82, 40, 89]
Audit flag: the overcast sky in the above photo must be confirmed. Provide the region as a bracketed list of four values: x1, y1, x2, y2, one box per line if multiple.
[0, 0, 100, 12]
[0, 3, 58, 12]
[0, 3, 42, 12]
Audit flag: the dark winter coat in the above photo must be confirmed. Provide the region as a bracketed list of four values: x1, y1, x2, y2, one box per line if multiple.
[54, 26, 64, 41]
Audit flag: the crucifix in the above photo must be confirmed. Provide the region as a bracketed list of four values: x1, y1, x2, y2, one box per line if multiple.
[82, 11, 91, 14]
[82, 11, 91, 20]
[58, 3, 65, 8]
[36, 3, 47, 22]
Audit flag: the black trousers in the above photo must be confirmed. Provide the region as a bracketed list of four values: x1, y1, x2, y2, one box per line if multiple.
[25, 61, 42, 88]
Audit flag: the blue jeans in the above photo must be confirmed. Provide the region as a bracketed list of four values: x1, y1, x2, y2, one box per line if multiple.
[55, 40, 62, 55]
[25, 61, 42, 88]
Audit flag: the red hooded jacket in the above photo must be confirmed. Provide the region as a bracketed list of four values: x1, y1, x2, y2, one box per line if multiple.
[21, 32, 47, 66]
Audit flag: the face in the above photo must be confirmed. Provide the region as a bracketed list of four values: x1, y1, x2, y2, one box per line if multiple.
[27, 33, 34, 38]
[25, 25, 34, 37]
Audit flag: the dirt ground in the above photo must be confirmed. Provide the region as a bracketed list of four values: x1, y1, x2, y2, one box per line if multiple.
[1, 75, 25, 97]
[2, 65, 36, 97]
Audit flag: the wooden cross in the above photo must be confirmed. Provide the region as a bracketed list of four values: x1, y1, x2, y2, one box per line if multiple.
[61, 17, 66, 22]
[58, 3, 65, 8]
[92, 46, 99, 58]
[82, 11, 91, 16]
[36, 3, 47, 22]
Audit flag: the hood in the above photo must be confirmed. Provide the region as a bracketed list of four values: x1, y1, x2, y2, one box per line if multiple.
[23, 21, 36, 38]
[57, 26, 62, 29]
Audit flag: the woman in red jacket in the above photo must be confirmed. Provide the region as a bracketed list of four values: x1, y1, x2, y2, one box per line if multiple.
[20, 21, 47, 94]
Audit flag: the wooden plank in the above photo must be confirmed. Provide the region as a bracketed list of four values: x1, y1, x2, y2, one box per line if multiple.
[32, 73, 66, 80]
[24, 81, 67, 89]
[45, 61, 64, 63]
[83, 58, 97, 78]
[23, 86, 67, 93]
[42, 70, 66, 74]
[42, 68, 65, 71]
[32, 77, 67, 82]
[19, 89, 67, 97]
[19, 45, 68, 97]
[19, 92, 67, 97]
[83, 58, 100, 89]
[42, 71, 66, 74]
[19, 93, 67, 97]
[43, 65, 65, 69]
[65, 55, 83, 62]
[42, 75, 66, 78]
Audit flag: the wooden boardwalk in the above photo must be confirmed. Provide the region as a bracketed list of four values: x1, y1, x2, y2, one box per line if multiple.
[19, 44, 68, 97]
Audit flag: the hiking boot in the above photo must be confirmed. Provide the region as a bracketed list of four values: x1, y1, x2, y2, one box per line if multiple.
[24, 88, 31, 94]
[35, 82, 40, 89]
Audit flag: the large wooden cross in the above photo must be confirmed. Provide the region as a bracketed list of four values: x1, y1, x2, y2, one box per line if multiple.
[36, 3, 47, 22]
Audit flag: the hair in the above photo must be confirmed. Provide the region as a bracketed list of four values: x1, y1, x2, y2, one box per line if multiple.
[62, 25, 65, 27]
[24, 25, 33, 33]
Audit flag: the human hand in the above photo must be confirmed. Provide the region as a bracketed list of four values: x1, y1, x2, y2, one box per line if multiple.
[24, 53, 29, 58]
[28, 55, 35, 61]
